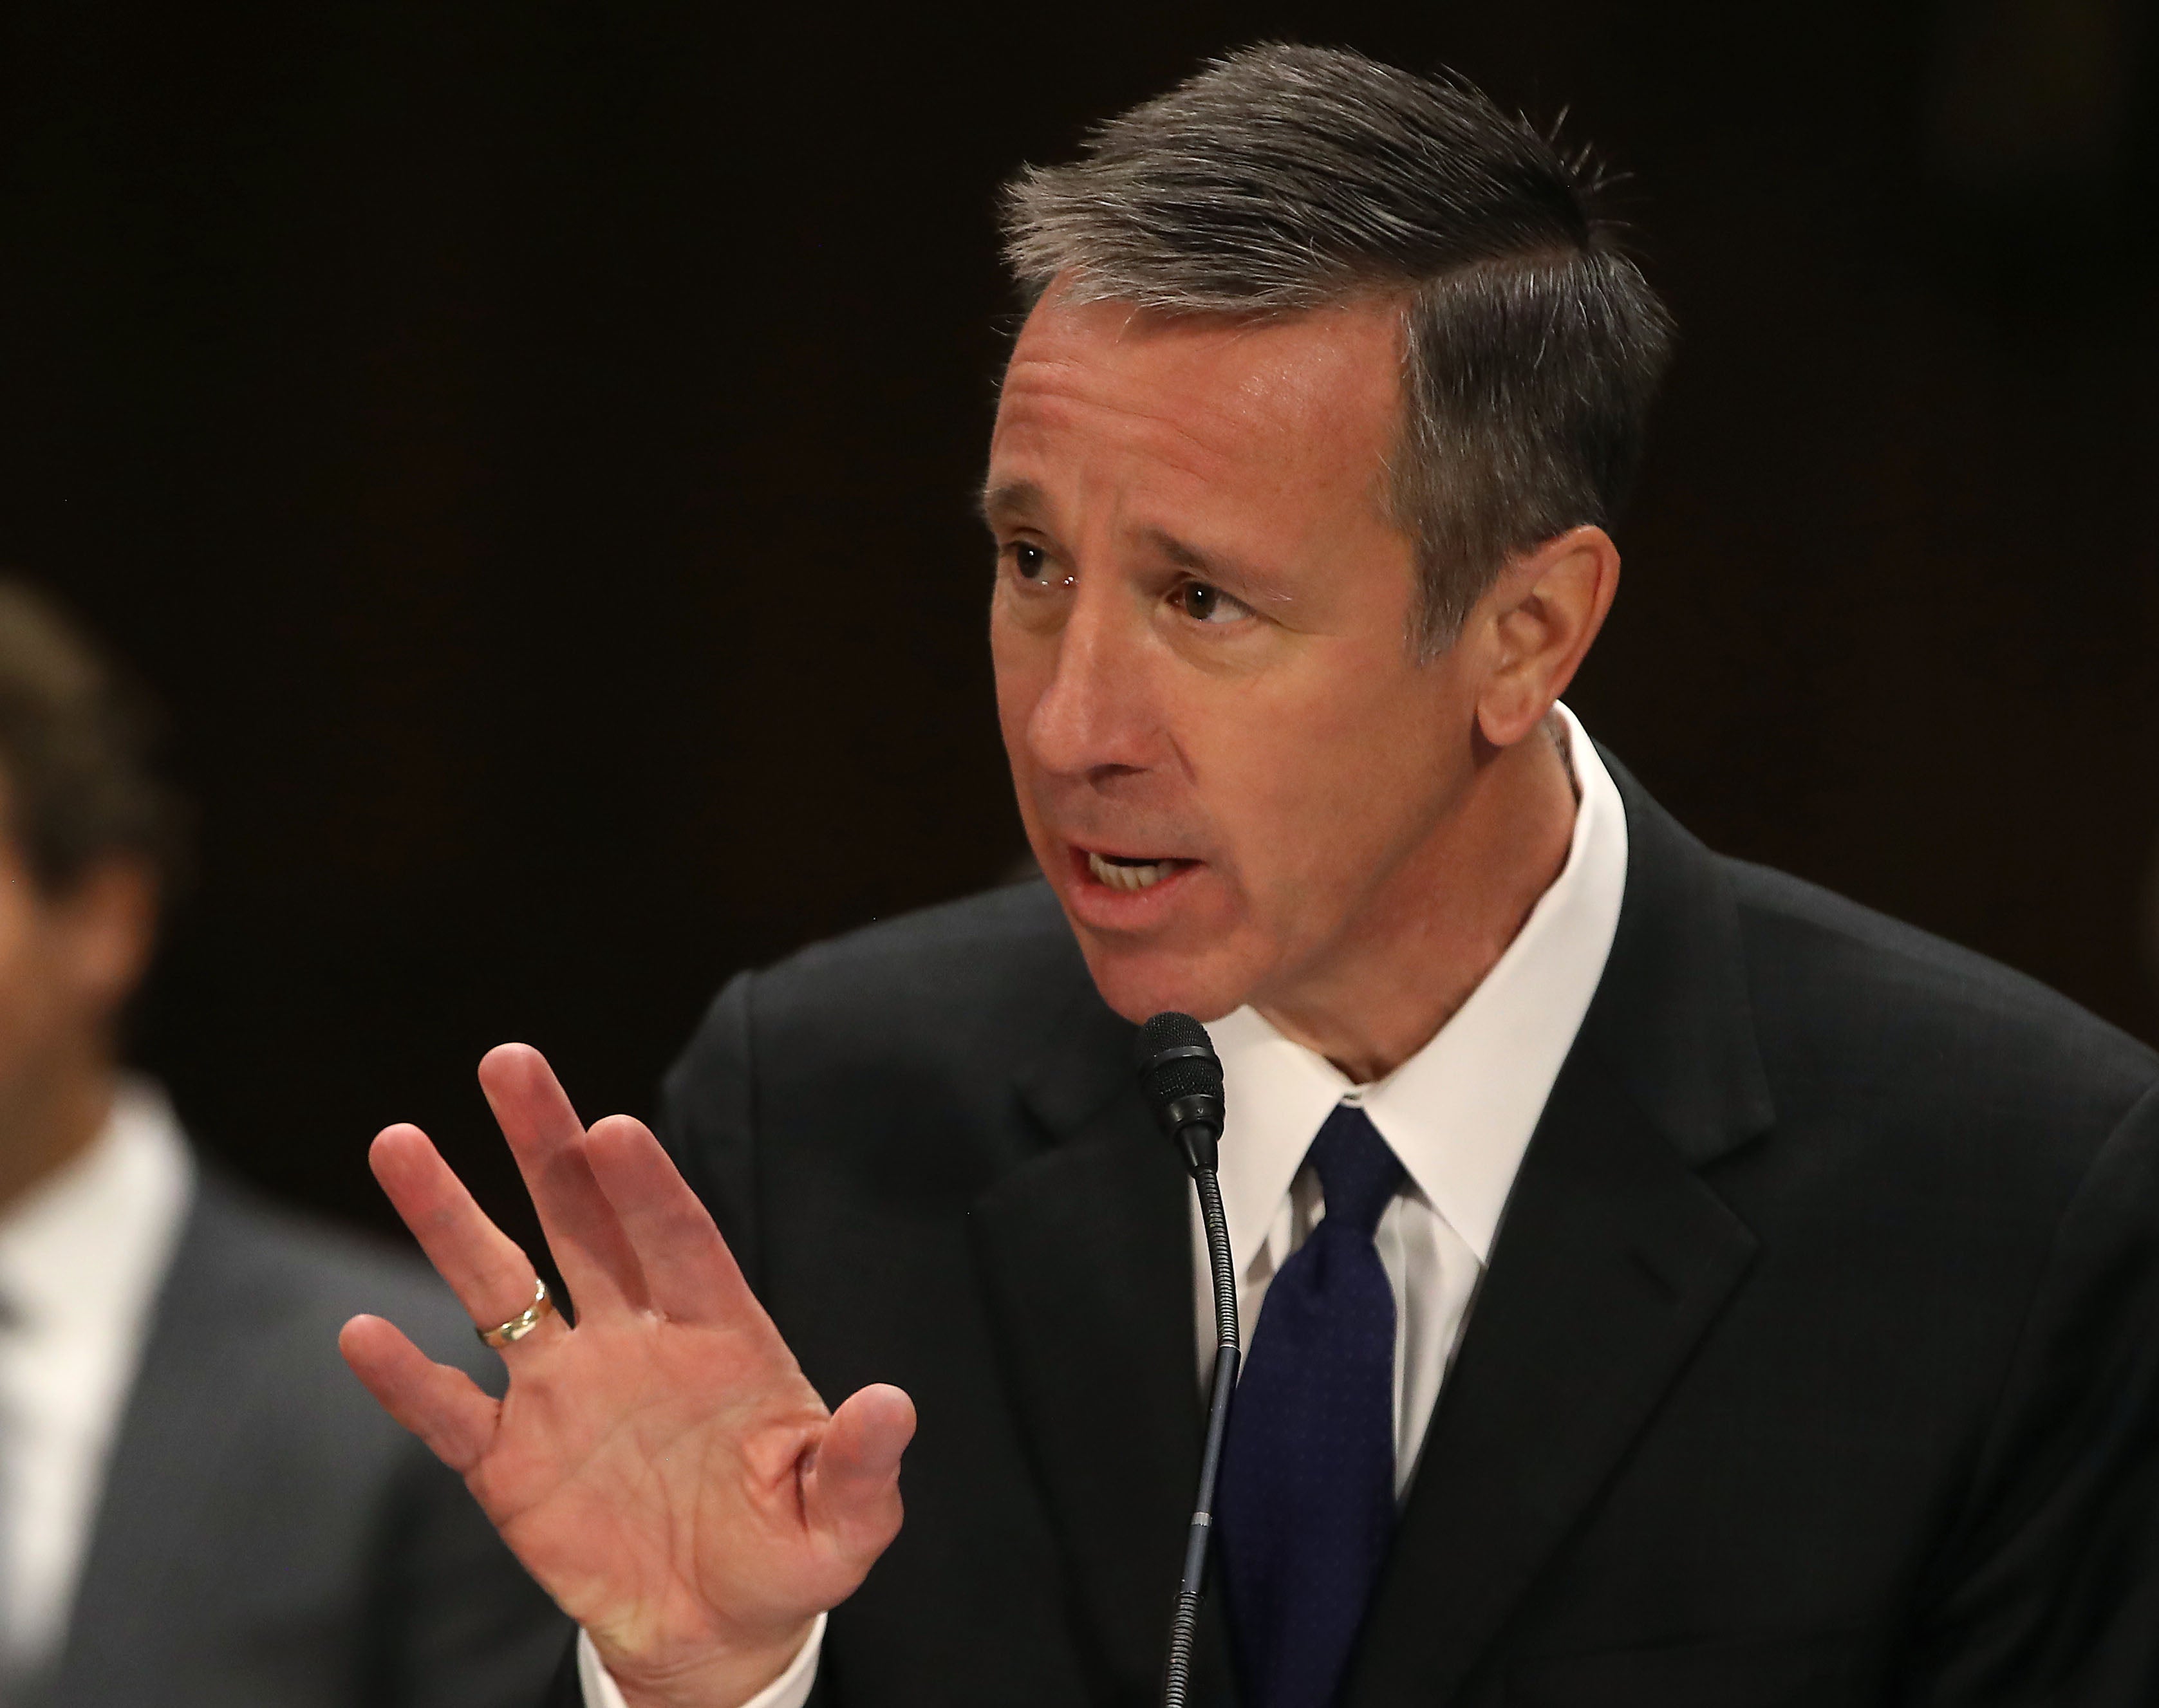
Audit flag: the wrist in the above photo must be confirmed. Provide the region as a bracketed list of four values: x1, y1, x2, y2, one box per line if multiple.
[603, 1616, 818, 1708]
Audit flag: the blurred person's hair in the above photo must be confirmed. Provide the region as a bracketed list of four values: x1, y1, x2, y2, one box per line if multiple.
[999, 42, 1676, 654]
[0, 579, 184, 896]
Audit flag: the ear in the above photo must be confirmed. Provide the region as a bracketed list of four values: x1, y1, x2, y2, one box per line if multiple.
[1470, 524, 1620, 748]
[57, 857, 158, 1018]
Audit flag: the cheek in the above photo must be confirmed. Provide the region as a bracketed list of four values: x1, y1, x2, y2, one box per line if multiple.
[989, 613, 1054, 786]
[1185, 665, 1464, 893]
[989, 620, 1033, 743]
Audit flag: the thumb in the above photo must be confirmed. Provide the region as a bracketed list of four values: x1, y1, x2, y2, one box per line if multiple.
[803, 1383, 915, 1563]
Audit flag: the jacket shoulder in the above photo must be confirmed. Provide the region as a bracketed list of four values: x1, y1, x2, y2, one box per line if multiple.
[1724, 856, 2159, 1132]
[762, 878, 1080, 1004]
[657, 882, 1101, 1274]
[682, 878, 1090, 1077]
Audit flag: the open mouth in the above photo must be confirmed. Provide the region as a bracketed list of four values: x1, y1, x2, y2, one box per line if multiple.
[1085, 850, 1195, 893]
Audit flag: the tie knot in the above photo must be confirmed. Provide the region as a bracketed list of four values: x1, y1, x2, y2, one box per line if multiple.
[1309, 1103, 1405, 1239]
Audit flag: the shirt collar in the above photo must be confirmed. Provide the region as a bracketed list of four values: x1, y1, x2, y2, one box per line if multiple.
[1206, 703, 1628, 1274]
[0, 1076, 195, 1336]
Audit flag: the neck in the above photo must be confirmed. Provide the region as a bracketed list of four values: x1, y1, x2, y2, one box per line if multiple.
[1256, 729, 1578, 1083]
[0, 1047, 118, 1216]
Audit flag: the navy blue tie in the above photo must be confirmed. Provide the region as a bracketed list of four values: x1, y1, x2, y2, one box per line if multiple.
[1217, 1102, 1406, 1708]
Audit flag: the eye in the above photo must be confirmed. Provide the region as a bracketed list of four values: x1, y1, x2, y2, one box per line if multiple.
[1172, 580, 1250, 626]
[1004, 541, 1065, 588]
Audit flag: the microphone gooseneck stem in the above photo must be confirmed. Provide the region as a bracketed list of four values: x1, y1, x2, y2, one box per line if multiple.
[1163, 1156, 1239, 1708]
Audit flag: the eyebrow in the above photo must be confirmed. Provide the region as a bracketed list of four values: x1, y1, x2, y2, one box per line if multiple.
[1139, 526, 1213, 576]
[978, 480, 1047, 530]
[1141, 526, 1284, 606]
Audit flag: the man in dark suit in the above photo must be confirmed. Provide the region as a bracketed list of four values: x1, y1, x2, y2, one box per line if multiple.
[343, 45, 2159, 1708]
[0, 580, 569, 1704]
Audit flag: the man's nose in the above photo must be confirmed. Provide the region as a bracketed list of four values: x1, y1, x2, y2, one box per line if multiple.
[1025, 588, 1157, 780]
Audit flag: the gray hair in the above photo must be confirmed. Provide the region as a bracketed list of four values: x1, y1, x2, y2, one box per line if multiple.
[999, 44, 1676, 653]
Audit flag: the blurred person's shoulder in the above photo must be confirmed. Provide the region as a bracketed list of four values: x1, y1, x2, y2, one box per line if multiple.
[86, 1157, 570, 1708]
[173, 1166, 491, 1384]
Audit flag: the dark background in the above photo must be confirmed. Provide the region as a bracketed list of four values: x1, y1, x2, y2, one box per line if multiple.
[1, 0, 2153, 1257]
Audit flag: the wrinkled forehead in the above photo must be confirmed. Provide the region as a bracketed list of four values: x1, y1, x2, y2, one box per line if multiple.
[987, 290, 1407, 521]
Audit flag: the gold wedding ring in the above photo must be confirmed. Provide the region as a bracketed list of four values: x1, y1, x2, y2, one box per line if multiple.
[478, 1277, 555, 1348]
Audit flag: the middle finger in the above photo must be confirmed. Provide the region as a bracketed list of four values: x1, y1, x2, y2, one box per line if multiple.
[477, 1041, 649, 1318]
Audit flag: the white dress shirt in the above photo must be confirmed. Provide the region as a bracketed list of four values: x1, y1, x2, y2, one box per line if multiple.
[582, 704, 1626, 1707]
[0, 1077, 195, 1669]
[1197, 703, 1627, 1493]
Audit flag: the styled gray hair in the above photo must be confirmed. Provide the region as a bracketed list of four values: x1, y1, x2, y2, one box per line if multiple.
[1000, 44, 1676, 653]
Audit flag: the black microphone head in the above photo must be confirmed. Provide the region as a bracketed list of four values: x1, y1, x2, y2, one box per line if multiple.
[1135, 1012, 1225, 1165]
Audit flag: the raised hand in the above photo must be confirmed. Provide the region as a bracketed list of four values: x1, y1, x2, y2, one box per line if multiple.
[339, 1043, 915, 1708]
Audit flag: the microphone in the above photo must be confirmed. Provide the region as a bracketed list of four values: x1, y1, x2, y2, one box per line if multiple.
[1136, 1012, 1239, 1708]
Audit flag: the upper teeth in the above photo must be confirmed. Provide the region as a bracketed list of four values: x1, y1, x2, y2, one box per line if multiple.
[1089, 851, 1173, 892]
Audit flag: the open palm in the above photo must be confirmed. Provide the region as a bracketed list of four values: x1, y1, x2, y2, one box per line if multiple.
[340, 1044, 913, 1708]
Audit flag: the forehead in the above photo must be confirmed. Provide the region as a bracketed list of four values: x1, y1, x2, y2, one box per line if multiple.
[987, 290, 1405, 522]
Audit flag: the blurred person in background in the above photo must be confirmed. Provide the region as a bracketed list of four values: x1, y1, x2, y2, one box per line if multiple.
[0, 580, 568, 1706]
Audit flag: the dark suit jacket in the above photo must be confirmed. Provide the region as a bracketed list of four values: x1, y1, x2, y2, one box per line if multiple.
[44, 1166, 572, 1707]
[552, 761, 2159, 1707]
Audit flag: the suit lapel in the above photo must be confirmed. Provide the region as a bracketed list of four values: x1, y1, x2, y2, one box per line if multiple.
[1346, 1050, 1757, 1705]
[52, 1178, 275, 1702]
[972, 981, 1237, 1703]
[1347, 761, 1775, 1708]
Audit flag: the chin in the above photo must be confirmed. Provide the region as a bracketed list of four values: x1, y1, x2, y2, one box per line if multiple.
[1070, 933, 1257, 1028]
